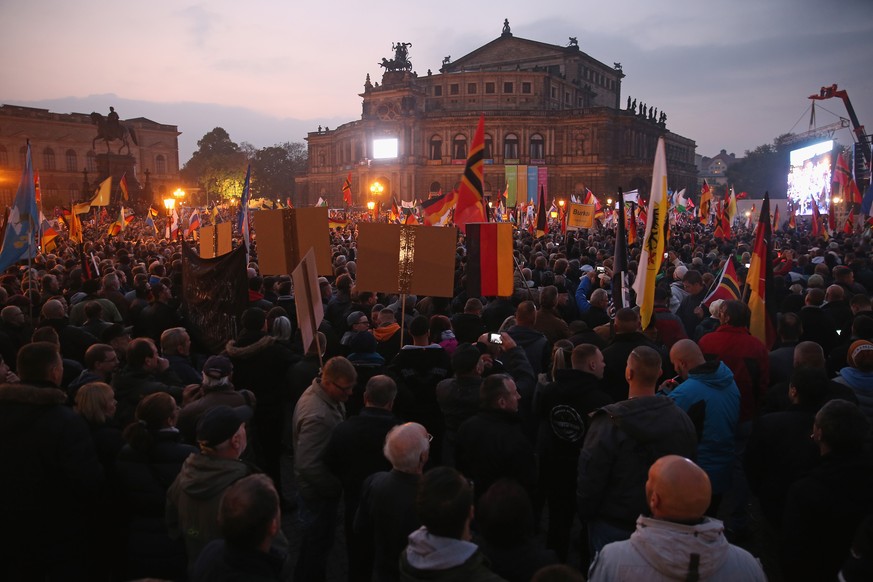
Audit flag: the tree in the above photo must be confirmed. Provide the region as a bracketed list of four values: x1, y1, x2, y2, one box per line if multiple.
[725, 133, 793, 199]
[250, 142, 308, 200]
[181, 128, 248, 204]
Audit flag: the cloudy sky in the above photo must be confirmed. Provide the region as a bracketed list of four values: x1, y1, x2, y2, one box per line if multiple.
[2, 0, 872, 164]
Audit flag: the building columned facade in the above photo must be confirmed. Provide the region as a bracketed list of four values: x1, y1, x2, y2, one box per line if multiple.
[0, 104, 181, 210]
[296, 21, 697, 208]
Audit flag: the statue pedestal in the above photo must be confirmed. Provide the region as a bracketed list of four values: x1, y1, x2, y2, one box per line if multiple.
[94, 153, 142, 204]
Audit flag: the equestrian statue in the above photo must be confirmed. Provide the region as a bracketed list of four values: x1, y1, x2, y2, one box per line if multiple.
[90, 107, 138, 154]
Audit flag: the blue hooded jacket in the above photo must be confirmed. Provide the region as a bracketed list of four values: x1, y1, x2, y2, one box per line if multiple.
[667, 361, 740, 493]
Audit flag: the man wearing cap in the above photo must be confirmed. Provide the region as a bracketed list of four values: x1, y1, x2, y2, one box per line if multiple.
[292, 356, 358, 582]
[668, 265, 690, 313]
[341, 310, 370, 353]
[834, 340, 873, 424]
[166, 404, 255, 571]
[177, 355, 256, 444]
[575, 265, 599, 314]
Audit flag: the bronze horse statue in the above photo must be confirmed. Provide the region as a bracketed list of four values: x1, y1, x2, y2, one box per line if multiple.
[90, 112, 138, 154]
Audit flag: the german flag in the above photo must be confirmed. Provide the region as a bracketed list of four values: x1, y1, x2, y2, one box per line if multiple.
[788, 204, 797, 230]
[421, 190, 455, 226]
[747, 192, 775, 347]
[465, 223, 513, 297]
[844, 208, 855, 234]
[120, 173, 130, 201]
[627, 202, 638, 246]
[535, 186, 547, 237]
[811, 202, 822, 237]
[453, 115, 487, 233]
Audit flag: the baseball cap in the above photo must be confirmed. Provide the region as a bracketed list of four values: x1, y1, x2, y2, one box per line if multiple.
[196, 405, 252, 448]
[203, 355, 233, 379]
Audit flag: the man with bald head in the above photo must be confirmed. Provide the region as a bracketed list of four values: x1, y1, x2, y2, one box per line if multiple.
[39, 298, 98, 365]
[588, 456, 765, 581]
[823, 283, 853, 337]
[763, 340, 858, 413]
[666, 339, 739, 514]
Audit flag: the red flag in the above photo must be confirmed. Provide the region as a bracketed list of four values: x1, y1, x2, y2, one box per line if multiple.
[34, 170, 42, 207]
[811, 203, 822, 237]
[342, 172, 353, 206]
[453, 115, 487, 233]
[702, 256, 741, 307]
[834, 151, 862, 208]
[788, 205, 797, 230]
[827, 199, 836, 231]
[627, 202, 638, 245]
[736, 191, 749, 200]
[466, 223, 513, 297]
[844, 208, 855, 234]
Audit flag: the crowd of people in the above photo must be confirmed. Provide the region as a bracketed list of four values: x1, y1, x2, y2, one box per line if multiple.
[2, 209, 873, 582]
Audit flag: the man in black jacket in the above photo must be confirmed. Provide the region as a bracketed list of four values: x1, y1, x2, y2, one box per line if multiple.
[535, 343, 613, 561]
[577, 345, 697, 559]
[455, 373, 538, 505]
[0, 342, 104, 579]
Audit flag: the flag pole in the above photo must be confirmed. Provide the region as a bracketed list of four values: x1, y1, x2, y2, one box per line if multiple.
[399, 293, 407, 348]
[513, 255, 535, 302]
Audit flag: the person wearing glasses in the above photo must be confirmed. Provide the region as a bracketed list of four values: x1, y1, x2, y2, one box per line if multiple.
[292, 356, 358, 582]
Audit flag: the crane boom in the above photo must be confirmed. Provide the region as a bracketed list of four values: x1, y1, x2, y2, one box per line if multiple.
[809, 84, 871, 170]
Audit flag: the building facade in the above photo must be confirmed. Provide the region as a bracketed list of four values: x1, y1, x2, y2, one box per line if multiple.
[296, 21, 697, 208]
[0, 104, 181, 210]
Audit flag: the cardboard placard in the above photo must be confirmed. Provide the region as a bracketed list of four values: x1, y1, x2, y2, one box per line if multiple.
[355, 223, 457, 297]
[291, 248, 324, 355]
[199, 222, 233, 258]
[567, 203, 595, 230]
[254, 207, 332, 276]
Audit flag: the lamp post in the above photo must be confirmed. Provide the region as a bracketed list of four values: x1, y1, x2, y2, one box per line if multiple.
[370, 181, 384, 221]
[367, 200, 376, 221]
[163, 197, 175, 240]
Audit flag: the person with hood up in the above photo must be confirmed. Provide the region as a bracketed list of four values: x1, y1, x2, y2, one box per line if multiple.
[834, 339, 873, 425]
[166, 404, 255, 573]
[399, 466, 506, 581]
[665, 339, 740, 513]
[587, 455, 765, 581]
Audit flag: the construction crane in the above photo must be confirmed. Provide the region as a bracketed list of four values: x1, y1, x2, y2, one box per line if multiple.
[810, 84, 871, 187]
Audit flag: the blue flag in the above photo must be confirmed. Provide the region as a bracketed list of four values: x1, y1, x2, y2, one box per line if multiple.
[0, 143, 39, 272]
[862, 182, 873, 217]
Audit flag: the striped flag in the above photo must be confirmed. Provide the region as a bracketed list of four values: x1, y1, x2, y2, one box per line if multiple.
[119, 173, 130, 201]
[421, 190, 455, 226]
[465, 223, 513, 297]
[342, 171, 353, 206]
[702, 256, 741, 307]
[699, 180, 712, 222]
[453, 115, 487, 233]
[772, 204, 781, 232]
[633, 137, 669, 330]
[747, 192, 774, 347]
[613, 189, 631, 310]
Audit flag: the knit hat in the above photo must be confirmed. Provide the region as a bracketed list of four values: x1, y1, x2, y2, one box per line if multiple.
[848, 340, 873, 371]
[196, 405, 252, 448]
[346, 310, 367, 327]
[674, 265, 688, 280]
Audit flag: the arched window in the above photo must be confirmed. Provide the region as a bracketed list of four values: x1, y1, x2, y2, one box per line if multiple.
[429, 135, 443, 161]
[86, 151, 97, 172]
[0, 145, 8, 167]
[66, 149, 78, 172]
[484, 134, 493, 160]
[156, 154, 167, 175]
[529, 134, 544, 160]
[43, 148, 56, 170]
[452, 134, 467, 160]
[504, 133, 519, 160]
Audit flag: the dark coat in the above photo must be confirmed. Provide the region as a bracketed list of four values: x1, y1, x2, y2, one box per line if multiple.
[782, 451, 873, 581]
[355, 470, 422, 582]
[41, 316, 98, 364]
[744, 407, 819, 529]
[134, 301, 184, 344]
[0, 383, 104, 578]
[602, 332, 664, 402]
[799, 305, 841, 356]
[192, 540, 286, 582]
[116, 430, 197, 579]
[452, 312, 487, 344]
[577, 395, 697, 530]
[507, 325, 550, 376]
[112, 366, 184, 427]
[455, 408, 538, 503]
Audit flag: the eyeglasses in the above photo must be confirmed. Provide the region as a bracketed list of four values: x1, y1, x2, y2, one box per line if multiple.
[327, 378, 355, 392]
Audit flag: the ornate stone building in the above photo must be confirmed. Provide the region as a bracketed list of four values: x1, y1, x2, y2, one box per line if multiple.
[0, 104, 181, 210]
[296, 21, 697, 208]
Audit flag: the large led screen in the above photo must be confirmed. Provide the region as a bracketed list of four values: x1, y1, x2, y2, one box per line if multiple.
[787, 140, 833, 215]
[372, 138, 399, 160]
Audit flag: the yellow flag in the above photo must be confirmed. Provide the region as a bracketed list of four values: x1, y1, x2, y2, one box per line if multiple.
[90, 177, 112, 206]
[633, 137, 669, 330]
[73, 202, 92, 215]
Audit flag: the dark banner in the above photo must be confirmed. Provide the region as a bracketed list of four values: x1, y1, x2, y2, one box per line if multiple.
[181, 241, 247, 354]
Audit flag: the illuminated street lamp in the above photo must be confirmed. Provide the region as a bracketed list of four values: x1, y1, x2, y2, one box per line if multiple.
[173, 188, 185, 200]
[367, 200, 376, 221]
[370, 181, 384, 198]
[163, 197, 175, 214]
[550, 210, 558, 219]
[832, 197, 842, 205]
[558, 199, 565, 208]
[606, 198, 613, 206]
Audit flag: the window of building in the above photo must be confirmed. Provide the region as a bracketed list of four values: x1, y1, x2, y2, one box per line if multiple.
[467, 83, 477, 94]
[0, 145, 7, 167]
[484, 134, 493, 160]
[429, 135, 443, 160]
[522, 82, 531, 94]
[69, 185, 79, 200]
[156, 154, 167, 175]
[504, 133, 519, 160]
[504, 82, 514, 93]
[529, 134, 544, 160]
[485, 82, 495, 94]
[66, 149, 77, 172]
[551, 87, 557, 99]
[565, 92, 571, 104]
[453, 134, 467, 160]
[434, 86, 443, 96]
[43, 148, 56, 171]
[450, 84, 459, 95]
[86, 151, 97, 173]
